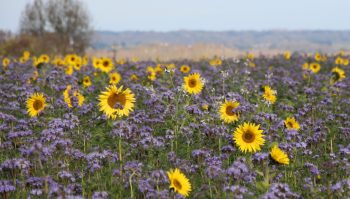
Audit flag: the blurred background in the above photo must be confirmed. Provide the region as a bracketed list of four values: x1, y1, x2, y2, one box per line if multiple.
[1, 0, 350, 60]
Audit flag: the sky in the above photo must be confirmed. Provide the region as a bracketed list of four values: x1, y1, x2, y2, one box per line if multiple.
[1, 0, 350, 32]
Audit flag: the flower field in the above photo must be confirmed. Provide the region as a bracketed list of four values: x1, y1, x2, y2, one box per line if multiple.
[0, 51, 350, 198]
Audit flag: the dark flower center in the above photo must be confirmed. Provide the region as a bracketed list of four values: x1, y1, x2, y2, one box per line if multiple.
[242, 130, 255, 143]
[107, 93, 126, 109]
[225, 105, 235, 116]
[103, 61, 109, 67]
[33, 100, 43, 111]
[188, 79, 197, 88]
[173, 179, 182, 190]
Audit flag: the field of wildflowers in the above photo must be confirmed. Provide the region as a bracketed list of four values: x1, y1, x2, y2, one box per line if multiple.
[0, 51, 349, 198]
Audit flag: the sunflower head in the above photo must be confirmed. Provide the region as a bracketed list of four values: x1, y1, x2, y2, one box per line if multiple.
[331, 67, 346, 83]
[270, 145, 290, 165]
[262, 86, 277, 104]
[180, 65, 191, 73]
[167, 168, 192, 197]
[83, 76, 92, 87]
[183, 73, 204, 95]
[2, 58, 10, 68]
[284, 117, 300, 130]
[233, 122, 265, 153]
[219, 100, 240, 123]
[109, 72, 122, 84]
[98, 85, 136, 119]
[309, 62, 321, 73]
[26, 93, 46, 117]
[284, 51, 291, 60]
[63, 85, 85, 108]
[99, 57, 114, 73]
[39, 54, 50, 63]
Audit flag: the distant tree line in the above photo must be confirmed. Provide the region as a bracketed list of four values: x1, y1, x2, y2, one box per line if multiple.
[0, 0, 92, 56]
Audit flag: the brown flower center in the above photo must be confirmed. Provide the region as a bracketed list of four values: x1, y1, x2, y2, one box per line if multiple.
[107, 93, 126, 109]
[173, 179, 182, 190]
[242, 130, 255, 143]
[33, 100, 43, 111]
[188, 79, 197, 88]
[103, 61, 109, 67]
[225, 105, 235, 116]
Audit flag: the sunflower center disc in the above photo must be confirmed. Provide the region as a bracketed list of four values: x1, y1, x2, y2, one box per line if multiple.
[33, 100, 43, 110]
[173, 179, 182, 190]
[189, 79, 197, 88]
[225, 106, 235, 116]
[107, 93, 126, 109]
[242, 130, 255, 143]
[103, 61, 109, 67]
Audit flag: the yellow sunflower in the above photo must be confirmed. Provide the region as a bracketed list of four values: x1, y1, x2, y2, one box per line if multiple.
[82, 76, 92, 87]
[183, 73, 204, 95]
[130, 74, 139, 81]
[26, 93, 46, 117]
[233, 122, 265, 153]
[284, 51, 291, 60]
[2, 58, 10, 69]
[270, 145, 290, 165]
[284, 117, 300, 131]
[180, 65, 191, 74]
[39, 54, 50, 63]
[109, 72, 122, 84]
[219, 100, 240, 123]
[65, 65, 74, 76]
[331, 67, 346, 83]
[314, 53, 322, 61]
[23, 51, 30, 59]
[167, 168, 192, 197]
[98, 85, 136, 119]
[209, 57, 222, 66]
[99, 57, 114, 73]
[302, 62, 309, 70]
[335, 57, 343, 65]
[309, 62, 321, 73]
[92, 57, 101, 69]
[146, 66, 157, 81]
[63, 85, 85, 108]
[262, 86, 277, 104]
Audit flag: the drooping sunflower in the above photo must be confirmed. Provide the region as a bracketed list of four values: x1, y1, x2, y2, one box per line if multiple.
[262, 86, 277, 104]
[309, 62, 321, 73]
[233, 122, 265, 153]
[82, 76, 92, 87]
[98, 85, 136, 119]
[109, 72, 122, 84]
[167, 168, 192, 197]
[331, 67, 346, 83]
[63, 85, 85, 108]
[183, 73, 204, 95]
[270, 145, 290, 165]
[99, 57, 114, 73]
[180, 65, 191, 74]
[219, 100, 240, 123]
[26, 93, 46, 117]
[284, 117, 300, 131]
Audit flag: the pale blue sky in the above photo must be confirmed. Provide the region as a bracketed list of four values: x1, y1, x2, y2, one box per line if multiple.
[1, 0, 350, 32]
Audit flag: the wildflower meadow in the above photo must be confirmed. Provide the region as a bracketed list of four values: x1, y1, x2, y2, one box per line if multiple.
[0, 51, 349, 198]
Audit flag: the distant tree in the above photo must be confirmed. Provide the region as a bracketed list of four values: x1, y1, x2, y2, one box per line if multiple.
[19, 0, 92, 54]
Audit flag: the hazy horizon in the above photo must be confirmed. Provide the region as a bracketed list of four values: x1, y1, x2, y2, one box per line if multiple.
[1, 0, 350, 32]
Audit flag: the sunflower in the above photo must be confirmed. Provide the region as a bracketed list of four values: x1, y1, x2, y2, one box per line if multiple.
[343, 58, 349, 66]
[180, 65, 191, 73]
[183, 73, 204, 95]
[302, 62, 309, 70]
[39, 54, 50, 63]
[167, 168, 192, 197]
[284, 117, 300, 131]
[284, 51, 291, 60]
[331, 67, 346, 83]
[335, 57, 343, 65]
[309, 62, 321, 73]
[26, 93, 46, 117]
[270, 145, 290, 165]
[65, 65, 74, 76]
[23, 51, 30, 59]
[92, 57, 101, 69]
[262, 86, 277, 104]
[98, 85, 135, 119]
[63, 85, 85, 108]
[2, 58, 10, 68]
[99, 57, 114, 73]
[82, 76, 92, 87]
[219, 100, 240, 123]
[146, 66, 157, 81]
[109, 72, 122, 84]
[314, 53, 321, 61]
[233, 122, 265, 153]
[209, 57, 222, 66]
[130, 74, 138, 81]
